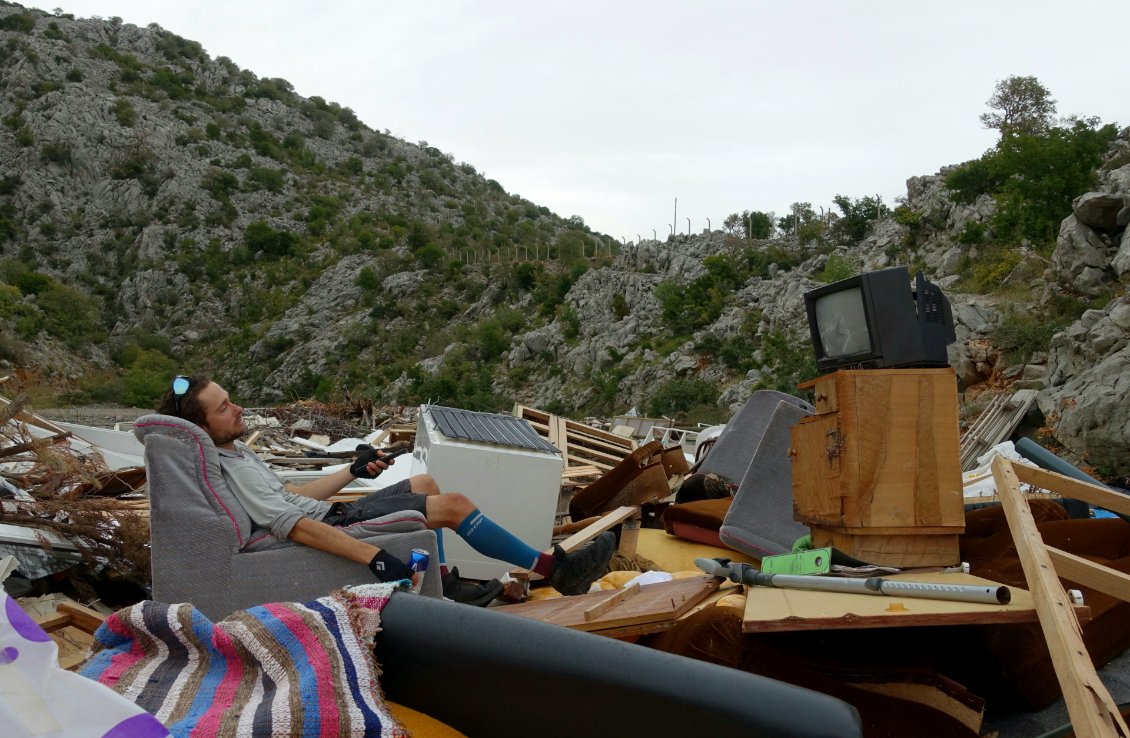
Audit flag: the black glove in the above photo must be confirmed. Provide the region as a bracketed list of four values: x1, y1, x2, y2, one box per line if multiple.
[368, 550, 412, 583]
[350, 446, 382, 478]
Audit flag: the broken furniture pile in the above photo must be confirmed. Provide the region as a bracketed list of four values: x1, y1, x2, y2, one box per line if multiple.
[0, 391, 150, 602]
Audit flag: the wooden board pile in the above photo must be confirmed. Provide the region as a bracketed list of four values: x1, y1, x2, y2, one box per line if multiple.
[513, 404, 637, 488]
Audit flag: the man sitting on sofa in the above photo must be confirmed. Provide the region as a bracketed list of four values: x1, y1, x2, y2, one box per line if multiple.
[157, 375, 614, 606]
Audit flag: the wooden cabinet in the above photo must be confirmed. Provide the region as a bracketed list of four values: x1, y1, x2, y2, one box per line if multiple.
[790, 368, 964, 567]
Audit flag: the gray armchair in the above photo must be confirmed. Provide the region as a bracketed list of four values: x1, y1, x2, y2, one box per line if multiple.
[134, 414, 441, 620]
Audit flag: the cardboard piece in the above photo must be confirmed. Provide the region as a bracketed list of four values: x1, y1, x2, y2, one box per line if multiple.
[741, 571, 1088, 633]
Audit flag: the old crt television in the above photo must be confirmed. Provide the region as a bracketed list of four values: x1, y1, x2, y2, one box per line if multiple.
[803, 266, 956, 373]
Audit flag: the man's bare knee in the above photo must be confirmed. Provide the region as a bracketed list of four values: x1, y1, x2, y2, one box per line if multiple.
[410, 474, 441, 496]
[424, 492, 475, 528]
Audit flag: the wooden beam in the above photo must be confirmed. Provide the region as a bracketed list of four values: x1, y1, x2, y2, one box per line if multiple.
[1047, 546, 1130, 604]
[992, 458, 1129, 738]
[583, 582, 640, 621]
[55, 601, 107, 633]
[557, 506, 640, 553]
[1012, 464, 1130, 518]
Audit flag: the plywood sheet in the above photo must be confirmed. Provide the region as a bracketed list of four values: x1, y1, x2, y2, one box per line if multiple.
[741, 571, 1091, 633]
[502, 575, 721, 633]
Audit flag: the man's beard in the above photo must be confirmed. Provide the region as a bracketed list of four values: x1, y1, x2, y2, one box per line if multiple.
[208, 424, 244, 446]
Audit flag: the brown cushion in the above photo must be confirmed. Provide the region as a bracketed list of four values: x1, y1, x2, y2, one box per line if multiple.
[663, 498, 733, 534]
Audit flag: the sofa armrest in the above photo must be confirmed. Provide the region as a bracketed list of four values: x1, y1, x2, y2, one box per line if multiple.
[376, 593, 860, 738]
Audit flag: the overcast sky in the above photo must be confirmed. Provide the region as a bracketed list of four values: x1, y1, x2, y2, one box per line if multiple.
[42, 1, 1130, 240]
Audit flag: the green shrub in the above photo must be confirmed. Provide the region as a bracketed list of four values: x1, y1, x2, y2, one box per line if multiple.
[65, 68, 83, 82]
[118, 347, 179, 407]
[647, 379, 718, 418]
[990, 307, 1065, 364]
[356, 266, 379, 290]
[946, 118, 1117, 248]
[816, 253, 856, 283]
[203, 168, 239, 200]
[110, 148, 155, 180]
[1, 260, 51, 295]
[415, 243, 444, 269]
[247, 167, 285, 192]
[755, 331, 819, 397]
[611, 293, 629, 318]
[31, 80, 62, 97]
[474, 318, 509, 360]
[960, 245, 1021, 293]
[112, 97, 136, 126]
[558, 305, 581, 340]
[148, 66, 194, 100]
[244, 220, 297, 258]
[37, 282, 104, 346]
[40, 141, 71, 165]
[0, 13, 36, 33]
[958, 222, 985, 245]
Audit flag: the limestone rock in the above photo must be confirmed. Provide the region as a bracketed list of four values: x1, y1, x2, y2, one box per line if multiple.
[1073, 192, 1129, 234]
[1048, 215, 1119, 296]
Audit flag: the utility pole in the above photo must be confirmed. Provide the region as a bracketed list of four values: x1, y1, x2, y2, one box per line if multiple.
[686, 217, 691, 235]
[706, 217, 711, 232]
[747, 213, 753, 240]
[673, 197, 678, 238]
[652, 228, 657, 241]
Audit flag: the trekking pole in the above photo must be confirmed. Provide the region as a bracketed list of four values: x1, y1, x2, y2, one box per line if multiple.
[696, 558, 1010, 606]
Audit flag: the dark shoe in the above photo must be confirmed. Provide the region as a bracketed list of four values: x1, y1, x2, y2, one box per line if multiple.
[550, 531, 616, 596]
[442, 567, 503, 607]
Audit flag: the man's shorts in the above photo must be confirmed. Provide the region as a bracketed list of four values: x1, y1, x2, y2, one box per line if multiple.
[320, 478, 427, 526]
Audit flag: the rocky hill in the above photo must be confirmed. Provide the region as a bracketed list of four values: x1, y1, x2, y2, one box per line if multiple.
[1, 4, 1127, 476]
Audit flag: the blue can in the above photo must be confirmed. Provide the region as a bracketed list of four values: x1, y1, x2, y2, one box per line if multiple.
[408, 548, 430, 593]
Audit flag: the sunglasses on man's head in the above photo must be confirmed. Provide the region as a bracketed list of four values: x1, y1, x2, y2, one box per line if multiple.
[172, 375, 190, 416]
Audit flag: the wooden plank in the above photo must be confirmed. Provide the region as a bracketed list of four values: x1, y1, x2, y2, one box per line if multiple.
[0, 393, 69, 435]
[557, 506, 640, 553]
[992, 458, 1129, 738]
[35, 613, 73, 632]
[618, 515, 640, 557]
[583, 582, 640, 621]
[55, 601, 107, 634]
[557, 417, 571, 468]
[560, 429, 632, 452]
[565, 445, 625, 464]
[561, 465, 601, 479]
[502, 576, 721, 632]
[742, 570, 1087, 633]
[1047, 546, 1130, 603]
[562, 419, 638, 447]
[1012, 464, 1130, 518]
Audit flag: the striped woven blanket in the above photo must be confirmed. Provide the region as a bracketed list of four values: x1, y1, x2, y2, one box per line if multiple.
[79, 583, 407, 738]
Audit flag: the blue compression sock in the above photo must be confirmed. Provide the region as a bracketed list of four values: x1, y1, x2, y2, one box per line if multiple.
[455, 509, 540, 570]
[435, 529, 447, 574]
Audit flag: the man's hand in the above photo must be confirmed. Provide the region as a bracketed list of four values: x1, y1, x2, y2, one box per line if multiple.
[368, 550, 412, 583]
[350, 446, 389, 479]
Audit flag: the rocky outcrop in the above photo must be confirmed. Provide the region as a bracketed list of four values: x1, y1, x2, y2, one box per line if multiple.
[1039, 296, 1130, 475]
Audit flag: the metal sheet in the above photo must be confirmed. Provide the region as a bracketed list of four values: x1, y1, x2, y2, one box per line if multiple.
[427, 406, 559, 455]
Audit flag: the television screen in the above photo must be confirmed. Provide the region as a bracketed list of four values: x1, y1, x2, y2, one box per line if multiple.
[813, 287, 869, 358]
[803, 266, 955, 373]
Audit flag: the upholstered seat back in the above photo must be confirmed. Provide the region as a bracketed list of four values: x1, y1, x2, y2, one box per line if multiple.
[694, 390, 814, 485]
[135, 414, 255, 551]
[135, 413, 441, 618]
[718, 400, 813, 556]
